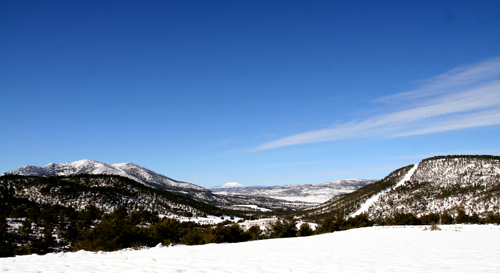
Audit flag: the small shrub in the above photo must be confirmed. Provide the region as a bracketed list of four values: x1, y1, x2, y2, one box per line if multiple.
[131, 241, 148, 250]
[430, 222, 441, 231]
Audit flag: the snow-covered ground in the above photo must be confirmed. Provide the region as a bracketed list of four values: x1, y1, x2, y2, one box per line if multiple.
[232, 204, 271, 212]
[2, 224, 499, 273]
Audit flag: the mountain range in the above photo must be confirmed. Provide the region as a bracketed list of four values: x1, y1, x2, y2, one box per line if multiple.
[3, 155, 499, 219]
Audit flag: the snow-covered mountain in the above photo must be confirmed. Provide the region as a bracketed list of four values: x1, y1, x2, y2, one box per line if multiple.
[214, 182, 244, 189]
[307, 155, 500, 219]
[212, 179, 378, 205]
[3, 159, 204, 191]
[2, 159, 228, 204]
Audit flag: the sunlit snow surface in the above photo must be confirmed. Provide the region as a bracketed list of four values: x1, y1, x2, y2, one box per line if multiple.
[2, 225, 499, 273]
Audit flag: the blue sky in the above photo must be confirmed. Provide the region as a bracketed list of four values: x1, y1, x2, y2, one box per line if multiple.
[1, 0, 500, 187]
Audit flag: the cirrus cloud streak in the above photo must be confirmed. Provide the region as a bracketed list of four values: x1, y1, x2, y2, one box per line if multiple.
[254, 58, 500, 152]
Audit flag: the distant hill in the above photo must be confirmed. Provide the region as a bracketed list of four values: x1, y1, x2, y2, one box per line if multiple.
[213, 182, 245, 189]
[212, 179, 378, 205]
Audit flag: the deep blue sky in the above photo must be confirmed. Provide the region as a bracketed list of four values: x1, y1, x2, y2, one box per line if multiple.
[2, 0, 500, 187]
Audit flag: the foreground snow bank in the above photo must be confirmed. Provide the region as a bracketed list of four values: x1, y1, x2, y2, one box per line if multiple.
[1, 225, 499, 273]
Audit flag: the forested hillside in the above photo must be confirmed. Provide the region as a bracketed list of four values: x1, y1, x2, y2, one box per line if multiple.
[299, 165, 415, 219]
[362, 155, 500, 220]
[0, 174, 250, 217]
[300, 155, 500, 228]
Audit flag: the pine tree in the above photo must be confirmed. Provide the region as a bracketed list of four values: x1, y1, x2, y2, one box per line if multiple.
[0, 217, 14, 257]
[245, 225, 263, 240]
[297, 223, 313, 237]
[440, 212, 454, 224]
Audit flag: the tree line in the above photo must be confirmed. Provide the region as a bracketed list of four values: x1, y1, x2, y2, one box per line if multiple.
[2, 201, 499, 257]
[0, 205, 313, 257]
[314, 210, 500, 233]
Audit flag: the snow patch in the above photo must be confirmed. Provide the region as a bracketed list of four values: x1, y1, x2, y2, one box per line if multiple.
[233, 205, 271, 212]
[350, 163, 419, 217]
[395, 163, 419, 188]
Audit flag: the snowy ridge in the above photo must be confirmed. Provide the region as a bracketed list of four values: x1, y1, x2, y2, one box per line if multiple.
[350, 163, 419, 217]
[3, 159, 205, 191]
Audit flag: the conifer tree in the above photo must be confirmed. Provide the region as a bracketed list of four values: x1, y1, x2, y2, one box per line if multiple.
[297, 223, 313, 237]
[0, 218, 14, 257]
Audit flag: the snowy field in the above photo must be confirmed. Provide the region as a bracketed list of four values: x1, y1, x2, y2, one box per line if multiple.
[1, 225, 499, 273]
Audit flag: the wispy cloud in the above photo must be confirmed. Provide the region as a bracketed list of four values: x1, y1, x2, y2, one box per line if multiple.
[254, 57, 500, 151]
[208, 139, 232, 147]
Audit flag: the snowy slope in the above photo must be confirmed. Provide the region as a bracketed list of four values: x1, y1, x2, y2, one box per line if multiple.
[350, 163, 419, 217]
[1, 225, 499, 273]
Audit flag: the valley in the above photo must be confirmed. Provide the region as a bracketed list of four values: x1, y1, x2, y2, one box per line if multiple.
[212, 179, 377, 205]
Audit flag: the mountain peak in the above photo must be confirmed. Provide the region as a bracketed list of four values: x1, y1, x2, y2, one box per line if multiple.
[220, 182, 244, 188]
